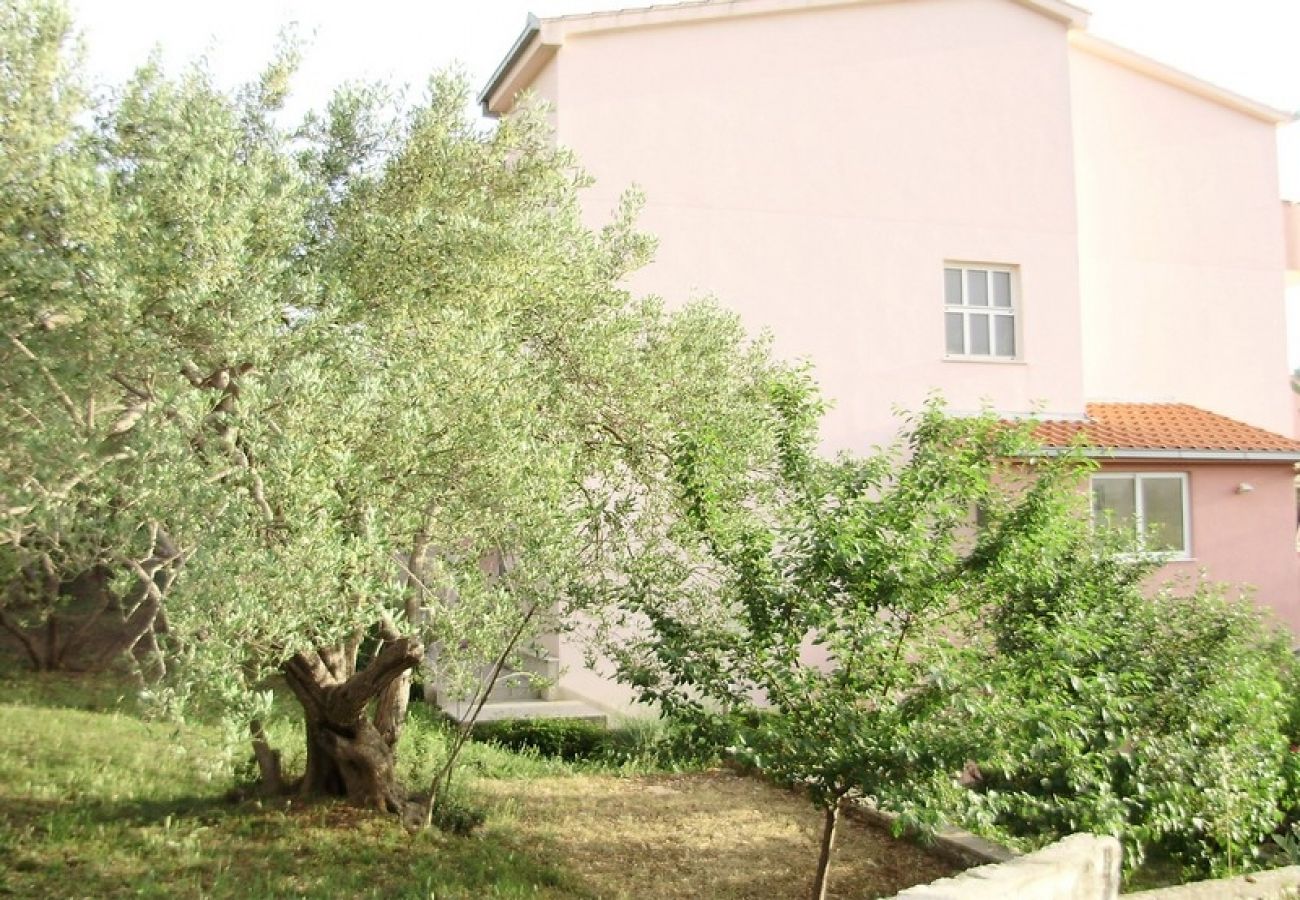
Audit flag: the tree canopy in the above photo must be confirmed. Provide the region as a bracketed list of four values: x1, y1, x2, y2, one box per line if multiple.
[0, 0, 790, 812]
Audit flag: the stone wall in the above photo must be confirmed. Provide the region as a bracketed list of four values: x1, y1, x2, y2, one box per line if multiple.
[1126, 866, 1300, 900]
[887, 834, 1121, 900]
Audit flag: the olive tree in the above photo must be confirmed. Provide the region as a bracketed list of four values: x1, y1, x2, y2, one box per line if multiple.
[1, 0, 788, 815]
[0, 0, 220, 673]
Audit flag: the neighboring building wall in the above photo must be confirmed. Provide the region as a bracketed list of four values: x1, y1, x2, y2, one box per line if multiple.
[551, 0, 1088, 451]
[555, 626, 643, 715]
[1284, 202, 1300, 279]
[1292, 380, 1300, 438]
[1095, 459, 1300, 630]
[485, 1, 1300, 707]
[1070, 45, 1293, 435]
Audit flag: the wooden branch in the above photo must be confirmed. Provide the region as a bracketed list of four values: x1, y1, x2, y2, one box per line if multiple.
[342, 626, 365, 680]
[376, 610, 404, 643]
[107, 396, 147, 436]
[109, 373, 153, 401]
[325, 635, 423, 724]
[319, 645, 348, 681]
[0, 606, 44, 670]
[425, 597, 540, 828]
[292, 650, 337, 691]
[8, 333, 84, 431]
[281, 655, 326, 720]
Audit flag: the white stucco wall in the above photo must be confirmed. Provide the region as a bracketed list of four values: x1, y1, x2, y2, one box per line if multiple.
[553, 0, 1088, 452]
[1070, 43, 1292, 434]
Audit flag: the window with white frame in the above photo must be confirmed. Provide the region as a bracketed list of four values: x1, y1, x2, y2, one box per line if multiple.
[1090, 473, 1190, 558]
[944, 264, 1017, 359]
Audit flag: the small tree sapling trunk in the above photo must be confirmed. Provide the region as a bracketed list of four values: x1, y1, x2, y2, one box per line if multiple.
[425, 597, 540, 828]
[811, 796, 844, 900]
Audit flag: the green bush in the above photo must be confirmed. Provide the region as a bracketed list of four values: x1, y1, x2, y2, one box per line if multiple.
[429, 786, 488, 836]
[961, 560, 1295, 878]
[467, 716, 722, 771]
[471, 718, 608, 761]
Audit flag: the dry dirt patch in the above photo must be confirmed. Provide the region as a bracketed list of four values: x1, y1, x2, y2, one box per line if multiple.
[478, 769, 957, 899]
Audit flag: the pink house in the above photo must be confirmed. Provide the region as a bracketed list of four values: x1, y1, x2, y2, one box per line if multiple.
[480, 0, 1300, 712]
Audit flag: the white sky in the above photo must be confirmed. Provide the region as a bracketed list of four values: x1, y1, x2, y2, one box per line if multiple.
[67, 0, 1300, 364]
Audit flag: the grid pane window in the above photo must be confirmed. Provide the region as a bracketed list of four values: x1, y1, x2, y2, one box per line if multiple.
[1091, 473, 1189, 557]
[994, 315, 1015, 357]
[944, 264, 1017, 359]
[969, 313, 990, 354]
[992, 271, 1011, 307]
[1141, 477, 1186, 553]
[945, 313, 964, 355]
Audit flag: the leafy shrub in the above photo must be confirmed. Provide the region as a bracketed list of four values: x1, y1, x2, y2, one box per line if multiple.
[961, 548, 1295, 878]
[468, 716, 721, 770]
[471, 718, 608, 761]
[429, 787, 488, 836]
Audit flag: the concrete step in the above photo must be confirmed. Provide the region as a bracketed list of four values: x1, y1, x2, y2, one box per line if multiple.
[483, 669, 542, 703]
[438, 698, 607, 726]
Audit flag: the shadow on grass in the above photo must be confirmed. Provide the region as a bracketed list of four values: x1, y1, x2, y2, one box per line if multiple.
[0, 790, 585, 899]
[0, 666, 144, 715]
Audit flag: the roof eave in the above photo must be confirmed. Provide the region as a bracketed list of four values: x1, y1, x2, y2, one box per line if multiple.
[479, 0, 1093, 117]
[1069, 31, 1296, 125]
[1037, 447, 1300, 463]
[532, 0, 1087, 33]
[479, 14, 544, 118]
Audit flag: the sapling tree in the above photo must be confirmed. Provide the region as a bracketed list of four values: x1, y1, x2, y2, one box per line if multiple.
[604, 391, 1101, 900]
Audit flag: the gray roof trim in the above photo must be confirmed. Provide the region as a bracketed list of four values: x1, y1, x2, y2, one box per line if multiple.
[479, 13, 541, 116]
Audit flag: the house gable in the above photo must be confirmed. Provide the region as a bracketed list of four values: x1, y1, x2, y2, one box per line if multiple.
[481, 0, 1089, 115]
[481, 0, 1291, 125]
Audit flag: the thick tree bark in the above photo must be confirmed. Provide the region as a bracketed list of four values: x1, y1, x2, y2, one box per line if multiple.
[372, 534, 432, 749]
[811, 798, 842, 900]
[372, 675, 410, 749]
[250, 719, 284, 795]
[55, 567, 115, 668]
[0, 605, 45, 670]
[279, 632, 423, 812]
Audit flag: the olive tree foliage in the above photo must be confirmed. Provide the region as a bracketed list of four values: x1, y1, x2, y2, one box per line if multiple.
[0, 0, 291, 672]
[0, 0, 789, 814]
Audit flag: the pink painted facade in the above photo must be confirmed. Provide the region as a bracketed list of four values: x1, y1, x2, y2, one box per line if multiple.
[1094, 460, 1300, 631]
[482, 0, 1300, 707]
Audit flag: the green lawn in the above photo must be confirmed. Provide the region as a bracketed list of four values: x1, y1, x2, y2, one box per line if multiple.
[0, 672, 954, 899]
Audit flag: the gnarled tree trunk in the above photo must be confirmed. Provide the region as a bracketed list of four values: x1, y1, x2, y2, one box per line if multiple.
[279, 629, 423, 812]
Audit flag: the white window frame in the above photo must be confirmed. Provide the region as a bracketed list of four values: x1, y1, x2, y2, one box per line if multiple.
[1090, 472, 1191, 561]
[943, 262, 1019, 360]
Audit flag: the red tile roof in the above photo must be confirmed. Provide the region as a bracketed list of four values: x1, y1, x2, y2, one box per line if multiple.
[1032, 403, 1300, 455]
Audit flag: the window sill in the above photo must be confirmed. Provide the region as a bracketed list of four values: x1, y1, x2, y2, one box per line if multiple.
[942, 356, 1026, 366]
[1119, 553, 1195, 564]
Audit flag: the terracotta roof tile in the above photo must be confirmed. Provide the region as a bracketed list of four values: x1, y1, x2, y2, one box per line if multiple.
[1032, 403, 1300, 454]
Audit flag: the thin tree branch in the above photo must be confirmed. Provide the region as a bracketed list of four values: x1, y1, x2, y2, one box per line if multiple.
[8, 333, 84, 431]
